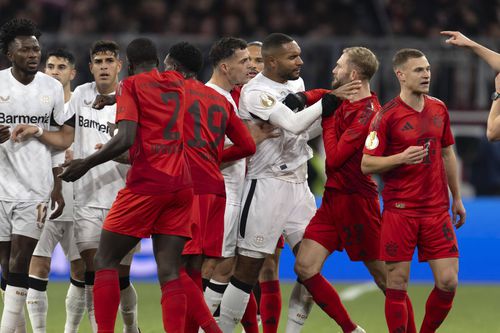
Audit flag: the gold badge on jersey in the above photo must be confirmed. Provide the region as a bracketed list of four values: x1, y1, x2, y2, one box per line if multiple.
[260, 93, 276, 108]
[365, 131, 379, 150]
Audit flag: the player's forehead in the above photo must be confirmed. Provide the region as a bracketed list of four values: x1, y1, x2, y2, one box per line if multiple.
[11, 36, 39, 49]
[247, 45, 262, 58]
[230, 48, 249, 63]
[405, 56, 430, 70]
[276, 41, 301, 57]
[46, 56, 71, 67]
[91, 50, 118, 62]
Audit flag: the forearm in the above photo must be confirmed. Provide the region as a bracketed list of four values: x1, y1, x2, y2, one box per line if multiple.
[442, 148, 461, 200]
[269, 100, 322, 134]
[487, 100, 500, 141]
[470, 43, 500, 71]
[52, 167, 63, 191]
[85, 134, 131, 168]
[361, 153, 402, 175]
[39, 128, 74, 150]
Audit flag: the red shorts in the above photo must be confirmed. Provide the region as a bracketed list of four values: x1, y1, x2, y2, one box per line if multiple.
[380, 209, 459, 262]
[183, 194, 226, 257]
[104, 187, 194, 239]
[303, 190, 381, 261]
[276, 235, 285, 249]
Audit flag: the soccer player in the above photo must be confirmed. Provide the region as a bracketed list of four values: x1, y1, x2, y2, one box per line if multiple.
[293, 47, 388, 333]
[217, 32, 360, 332]
[0, 18, 65, 333]
[440, 31, 500, 141]
[26, 49, 87, 333]
[12, 41, 139, 333]
[361, 48, 466, 333]
[55, 38, 193, 333]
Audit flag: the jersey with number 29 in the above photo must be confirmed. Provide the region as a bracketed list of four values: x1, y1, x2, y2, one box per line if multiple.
[116, 69, 191, 195]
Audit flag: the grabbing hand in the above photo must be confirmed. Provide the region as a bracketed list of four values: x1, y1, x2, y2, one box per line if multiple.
[451, 198, 466, 229]
[399, 146, 428, 165]
[59, 158, 90, 182]
[331, 80, 362, 100]
[247, 121, 280, 145]
[283, 92, 306, 112]
[440, 31, 475, 48]
[93, 95, 116, 109]
[11, 124, 39, 142]
[0, 125, 10, 143]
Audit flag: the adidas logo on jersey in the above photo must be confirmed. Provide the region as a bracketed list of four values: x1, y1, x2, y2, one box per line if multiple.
[401, 122, 414, 131]
[78, 115, 111, 134]
[0, 112, 50, 124]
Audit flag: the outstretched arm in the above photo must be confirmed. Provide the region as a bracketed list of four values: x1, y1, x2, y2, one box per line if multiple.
[441, 31, 500, 71]
[11, 123, 74, 150]
[487, 73, 500, 141]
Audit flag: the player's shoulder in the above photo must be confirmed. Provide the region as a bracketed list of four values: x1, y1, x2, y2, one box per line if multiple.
[425, 95, 447, 111]
[73, 81, 94, 94]
[34, 71, 63, 88]
[379, 97, 403, 117]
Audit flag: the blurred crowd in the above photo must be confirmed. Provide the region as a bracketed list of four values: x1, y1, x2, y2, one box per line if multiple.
[0, 0, 498, 38]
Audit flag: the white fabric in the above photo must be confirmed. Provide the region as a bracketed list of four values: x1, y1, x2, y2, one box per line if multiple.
[237, 178, 316, 255]
[84, 284, 97, 333]
[119, 284, 139, 333]
[26, 288, 47, 333]
[33, 219, 81, 262]
[64, 283, 85, 333]
[203, 280, 228, 315]
[0, 201, 48, 241]
[218, 282, 250, 333]
[0, 285, 28, 333]
[239, 73, 315, 182]
[67, 82, 128, 209]
[0, 68, 65, 203]
[221, 203, 240, 258]
[285, 282, 314, 333]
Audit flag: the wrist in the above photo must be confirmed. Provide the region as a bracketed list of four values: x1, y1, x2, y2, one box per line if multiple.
[34, 125, 43, 138]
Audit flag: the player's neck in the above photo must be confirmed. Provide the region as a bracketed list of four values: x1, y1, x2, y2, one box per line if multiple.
[63, 85, 72, 103]
[400, 89, 425, 112]
[351, 82, 371, 102]
[208, 72, 233, 92]
[262, 69, 286, 84]
[96, 81, 117, 95]
[10, 67, 35, 85]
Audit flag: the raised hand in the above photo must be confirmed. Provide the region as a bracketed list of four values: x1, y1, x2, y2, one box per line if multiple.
[440, 31, 475, 48]
[330, 80, 362, 100]
[59, 158, 90, 182]
[11, 124, 38, 142]
[0, 125, 10, 143]
[399, 146, 428, 165]
[93, 94, 116, 109]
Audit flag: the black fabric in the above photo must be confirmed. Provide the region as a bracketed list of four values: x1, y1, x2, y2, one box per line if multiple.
[283, 92, 306, 112]
[239, 179, 257, 238]
[64, 114, 76, 128]
[207, 281, 228, 294]
[230, 276, 253, 294]
[321, 94, 341, 118]
[70, 277, 85, 288]
[7, 272, 29, 289]
[202, 278, 209, 291]
[84, 271, 95, 286]
[1, 275, 6, 291]
[119, 276, 131, 290]
[28, 276, 48, 291]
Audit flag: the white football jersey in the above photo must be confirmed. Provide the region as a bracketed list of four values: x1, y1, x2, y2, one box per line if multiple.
[0, 68, 65, 202]
[66, 82, 128, 209]
[205, 82, 246, 206]
[239, 73, 313, 183]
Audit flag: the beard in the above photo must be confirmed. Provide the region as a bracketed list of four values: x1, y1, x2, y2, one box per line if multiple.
[331, 74, 349, 90]
[278, 66, 300, 81]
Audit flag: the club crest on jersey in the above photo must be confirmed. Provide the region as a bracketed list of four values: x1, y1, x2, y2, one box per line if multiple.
[365, 131, 379, 150]
[260, 93, 276, 108]
[0, 96, 9, 103]
[40, 95, 50, 105]
[84, 99, 93, 106]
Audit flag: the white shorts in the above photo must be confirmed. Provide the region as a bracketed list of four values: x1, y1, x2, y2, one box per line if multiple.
[33, 219, 81, 262]
[237, 178, 316, 256]
[73, 205, 139, 265]
[0, 201, 48, 241]
[221, 203, 240, 258]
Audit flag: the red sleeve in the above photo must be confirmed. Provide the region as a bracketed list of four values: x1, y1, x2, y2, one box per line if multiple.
[115, 78, 139, 123]
[441, 108, 455, 147]
[222, 106, 256, 162]
[363, 110, 389, 156]
[323, 107, 374, 169]
[303, 89, 330, 105]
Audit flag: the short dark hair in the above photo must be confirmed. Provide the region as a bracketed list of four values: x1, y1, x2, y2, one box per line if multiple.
[126, 38, 158, 66]
[0, 18, 41, 55]
[262, 33, 294, 56]
[168, 42, 203, 75]
[208, 37, 247, 67]
[392, 48, 425, 69]
[46, 48, 75, 66]
[89, 40, 120, 59]
[248, 41, 263, 47]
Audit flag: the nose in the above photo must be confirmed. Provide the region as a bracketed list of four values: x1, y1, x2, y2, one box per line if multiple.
[296, 56, 303, 66]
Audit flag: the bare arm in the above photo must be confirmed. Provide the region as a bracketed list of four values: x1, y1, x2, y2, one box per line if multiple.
[11, 123, 74, 150]
[487, 73, 500, 141]
[361, 146, 428, 175]
[441, 145, 466, 228]
[441, 31, 500, 71]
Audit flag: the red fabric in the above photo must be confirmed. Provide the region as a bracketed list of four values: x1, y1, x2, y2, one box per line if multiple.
[406, 295, 417, 333]
[241, 292, 259, 333]
[303, 88, 330, 105]
[260, 280, 282, 333]
[94, 269, 120, 333]
[183, 194, 226, 257]
[420, 287, 455, 333]
[185, 79, 253, 195]
[322, 93, 380, 197]
[380, 210, 459, 262]
[180, 269, 222, 333]
[385, 288, 408, 333]
[186, 268, 203, 291]
[304, 190, 381, 261]
[363, 95, 455, 216]
[276, 235, 285, 249]
[230, 85, 242, 106]
[302, 274, 356, 333]
[161, 278, 187, 333]
[103, 187, 193, 238]
[116, 69, 192, 195]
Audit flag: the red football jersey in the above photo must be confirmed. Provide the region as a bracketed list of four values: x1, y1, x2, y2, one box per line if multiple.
[115, 69, 191, 195]
[322, 93, 380, 197]
[184, 79, 255, 195]
[230, 85, 242, 107]
[363, 95, 455, 216]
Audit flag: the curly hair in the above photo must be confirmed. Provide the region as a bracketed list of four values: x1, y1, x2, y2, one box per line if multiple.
[0, 18, 41, 55]
[168, 41, 203, 75]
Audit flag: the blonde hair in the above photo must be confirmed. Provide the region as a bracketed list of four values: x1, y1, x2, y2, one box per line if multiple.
[343, 47, 379, 80]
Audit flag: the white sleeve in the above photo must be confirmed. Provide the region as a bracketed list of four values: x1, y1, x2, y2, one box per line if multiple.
[306, 118, 323, 139]
[268, 99, 323, 135]
[51, 83, 67, 125]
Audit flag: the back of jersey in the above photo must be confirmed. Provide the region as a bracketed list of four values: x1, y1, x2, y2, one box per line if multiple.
[184, 79, 232, 196]
[116, 69, 191, 195]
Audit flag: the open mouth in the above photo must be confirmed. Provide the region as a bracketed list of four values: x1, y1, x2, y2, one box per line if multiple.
[99, 73, 110, 79]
